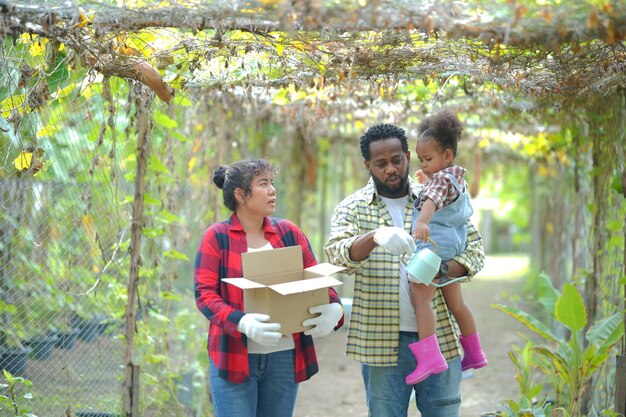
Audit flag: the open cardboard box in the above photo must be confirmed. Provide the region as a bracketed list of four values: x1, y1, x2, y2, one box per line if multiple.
[222, 246, 344, 335]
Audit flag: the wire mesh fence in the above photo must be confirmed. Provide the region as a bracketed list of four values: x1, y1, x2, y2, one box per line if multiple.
[1, 49, 127, 412]
[1, 41, 206, 416]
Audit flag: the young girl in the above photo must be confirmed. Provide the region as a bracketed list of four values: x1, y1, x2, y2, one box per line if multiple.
[194, 159, 344, 416]
[405, 109, 487, 385]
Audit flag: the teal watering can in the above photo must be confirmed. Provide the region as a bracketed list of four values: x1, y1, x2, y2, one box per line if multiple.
[401, 238, 467, 287]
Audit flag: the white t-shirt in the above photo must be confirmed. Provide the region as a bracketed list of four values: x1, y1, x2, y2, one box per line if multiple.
[245, 242, 296, 354]
[379, 196, 419, 332]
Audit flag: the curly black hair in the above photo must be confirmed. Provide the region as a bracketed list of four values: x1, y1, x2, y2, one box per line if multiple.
[417, 109, 463, 156]
[212, 159, 277, 212]
[359, 123, 409, 161]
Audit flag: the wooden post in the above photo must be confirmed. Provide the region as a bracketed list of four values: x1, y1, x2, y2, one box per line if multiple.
[123, 85, 153, 417]
[616, 169, 626, 416]
[614, 90, 626, 416]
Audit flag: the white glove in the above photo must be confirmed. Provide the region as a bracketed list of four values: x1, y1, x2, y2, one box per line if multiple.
[373, 226, 416, 256]
[303, 303, 343, 338]
[237, 313, 282, 346]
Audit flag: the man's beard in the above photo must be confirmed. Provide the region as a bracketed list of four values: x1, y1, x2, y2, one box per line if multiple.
[371, 167, 409, 197]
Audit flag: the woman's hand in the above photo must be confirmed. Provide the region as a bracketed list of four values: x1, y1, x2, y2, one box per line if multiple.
[237, 313, 282, 346]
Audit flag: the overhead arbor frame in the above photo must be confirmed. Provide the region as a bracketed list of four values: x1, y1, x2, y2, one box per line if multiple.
[3, 1, 626, 117]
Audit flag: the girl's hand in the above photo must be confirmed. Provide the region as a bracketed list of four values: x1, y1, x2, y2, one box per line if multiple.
[412, 221, 430, 241]
[415, 170, 429, 185]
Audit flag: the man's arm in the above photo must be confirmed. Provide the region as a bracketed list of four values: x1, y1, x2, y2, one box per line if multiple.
[348, 230, 378, 262]
[324, 200, 370, 271]
[324, 200, 415, 268]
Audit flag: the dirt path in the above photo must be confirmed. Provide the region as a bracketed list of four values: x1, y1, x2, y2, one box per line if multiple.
[294, 255, 529, 417]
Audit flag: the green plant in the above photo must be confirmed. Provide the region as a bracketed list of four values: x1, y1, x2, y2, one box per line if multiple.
[498, 395, 551, 417]
[492, 273, 624, 416]
[508, 340, 544, 401]
[0, 370, 37, 417]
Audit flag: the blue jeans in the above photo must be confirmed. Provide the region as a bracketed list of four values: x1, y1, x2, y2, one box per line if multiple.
[361, 332, 462, 417]
[209, 350, 299, 417]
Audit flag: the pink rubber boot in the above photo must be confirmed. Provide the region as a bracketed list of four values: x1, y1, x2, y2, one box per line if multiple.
[460, 332, 488, 371]
[405, 333, 449, 385]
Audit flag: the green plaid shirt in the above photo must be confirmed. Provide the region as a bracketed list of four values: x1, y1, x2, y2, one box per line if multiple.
[324, 177, 485, 366]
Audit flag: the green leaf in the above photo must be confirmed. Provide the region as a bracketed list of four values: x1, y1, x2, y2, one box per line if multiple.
[491, 304, 558, 342]
[533, 346, 571, 381]
[528, 384, 543, 398]
[143, 194, 161, 205]
[173, 94, 192, 107]
[142, 227, 163, 238]
[537, 272, 559, 317]
[145, 353, 167, 364]
[157, 209, 182, 223]
[170, 129, 190, 143]
[164, 249, 189, 261]
[586, 312, 624, 352]
[610, 171, 623, 195]
[153, 110, 178, 129]
[148, 311, 170, 322]
[555, 283, 587, 333]
[150, 155, 170, 174]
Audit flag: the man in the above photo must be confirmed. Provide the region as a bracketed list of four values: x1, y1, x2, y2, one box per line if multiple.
[324, 123, 484, 417]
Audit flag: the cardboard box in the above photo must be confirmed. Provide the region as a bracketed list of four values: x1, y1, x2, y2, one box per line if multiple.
[222, 246, 344, 335]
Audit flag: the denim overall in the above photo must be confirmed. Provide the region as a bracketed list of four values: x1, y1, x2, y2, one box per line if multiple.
[412, 172, 473, 261]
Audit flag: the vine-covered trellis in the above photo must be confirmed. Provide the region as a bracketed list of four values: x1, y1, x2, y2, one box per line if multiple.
[1, 1, 625, 416]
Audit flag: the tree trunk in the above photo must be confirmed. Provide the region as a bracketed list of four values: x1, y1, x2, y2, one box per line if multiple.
[123, 84, 154, 417]
[289, 126, 306, 227]
[614, 90, 626, 417]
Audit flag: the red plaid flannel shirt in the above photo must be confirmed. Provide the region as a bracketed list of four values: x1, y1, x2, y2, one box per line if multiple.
[417, 165, 467, 210]
[194, 213, 343, 384]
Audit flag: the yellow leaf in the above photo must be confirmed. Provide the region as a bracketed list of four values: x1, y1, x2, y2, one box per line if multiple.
[82, 214, 96, 239]
[545, 222, 554, 234]
[192, 138, 202, 152]
[188, 156, 197, 172]
[37, 124, 60, 138]
[75, 10, 88, 28]
[14, 151, 32, 170]
[275, 43, 285, 57]
[1, 94, 26, 118]
[29, 39, 46, 57]
[82, 214, 93, 228]
[56, 83, 76, 99]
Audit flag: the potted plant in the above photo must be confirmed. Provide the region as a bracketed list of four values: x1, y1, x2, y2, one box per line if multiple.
[21, 333, 58, 361]
[47, 323, 79, 350]
[0, 346, 31, 378]
[0, 303, 32, 377]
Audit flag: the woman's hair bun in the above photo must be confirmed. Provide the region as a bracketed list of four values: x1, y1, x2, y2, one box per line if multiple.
[212, 165, 228, 189]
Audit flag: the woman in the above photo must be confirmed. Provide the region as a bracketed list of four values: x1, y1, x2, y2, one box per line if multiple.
[194, 159, 344, 417]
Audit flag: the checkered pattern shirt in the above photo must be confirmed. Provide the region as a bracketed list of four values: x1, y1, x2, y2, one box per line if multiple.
[416, 165, 467, 211]
[194, 213, 343, 383]
[324, 176, 484, 366]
